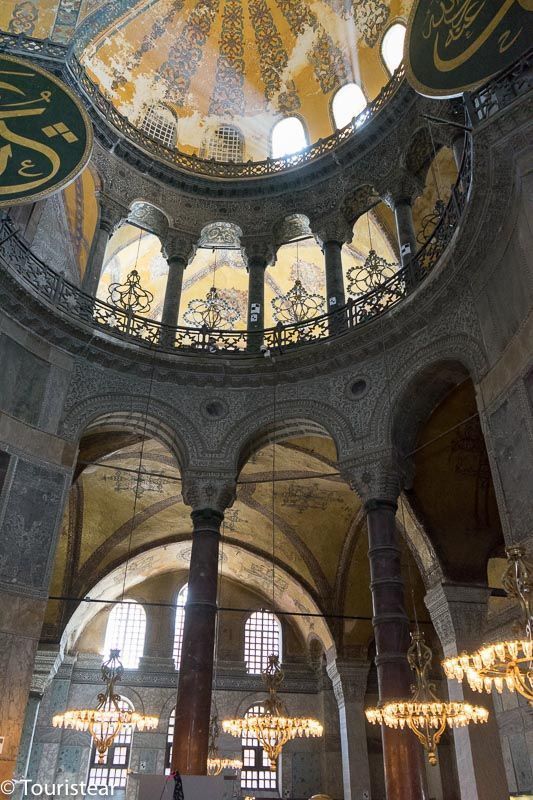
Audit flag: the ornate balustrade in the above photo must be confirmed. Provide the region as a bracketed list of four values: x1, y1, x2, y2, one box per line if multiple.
[465, 47, 533, 125]
[0, 137, 472, 357]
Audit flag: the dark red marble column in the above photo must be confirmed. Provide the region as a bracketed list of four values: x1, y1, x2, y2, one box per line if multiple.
[366, 498, 428, 800]
[171, 508, 223, 774]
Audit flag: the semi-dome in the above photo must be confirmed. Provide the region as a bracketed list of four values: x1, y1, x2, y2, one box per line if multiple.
[76, 0, 409, 161]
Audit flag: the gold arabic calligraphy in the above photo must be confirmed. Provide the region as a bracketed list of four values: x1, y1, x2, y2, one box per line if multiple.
[0, 68, 61, 196]
[423, 0, 531, 72]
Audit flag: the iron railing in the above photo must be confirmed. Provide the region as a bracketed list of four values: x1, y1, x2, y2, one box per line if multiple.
[0, 138, 472, 357]
[65, 56, 407, 180]
[465, 47, 533, 124]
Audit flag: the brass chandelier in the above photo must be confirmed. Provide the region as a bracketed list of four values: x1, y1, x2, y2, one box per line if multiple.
[206, 713, 243, 776]
[443, 547, 533, 703]
[53, 650, 158, 763]
[366, 633, 489, 765]
[222, 654, 323, 770]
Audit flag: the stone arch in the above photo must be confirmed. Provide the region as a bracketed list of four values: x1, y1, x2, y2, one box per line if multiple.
[197, 221, 243, 249]
[404, 126, 446, 186]
[227, 400, 355, 473]
[340, 183, 381, 228]
[60, 540, 335, 656]
[370, 335, 487, 455]
[60, 394, 198, 470]
[273, 213, 313, 246]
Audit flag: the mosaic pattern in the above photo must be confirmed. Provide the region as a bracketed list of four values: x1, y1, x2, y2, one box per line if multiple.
[51, 0, 83, 43]
[274, 0, 318, 35]
[7, 1, 38, 35]
[309, 31, 348, 93]
[161, 0, 220, 106]
[249, 0, 288, 102]
[209, 0, 245, 116]
[352, 0, 390, 47]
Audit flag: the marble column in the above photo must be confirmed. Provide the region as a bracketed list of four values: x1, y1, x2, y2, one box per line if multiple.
[0, 456, 70, 783]
[243, 240, 275, 352]
[171, 473, 236, 775]
[160, 232, 196, 345]
[314, 217, 352, 334]
[366, 497, 428, 800]
[82, 197, 124, 296]
[327, 658, 372, 800]
[425, 582, 509, 800]
[393, 198, 417, 274]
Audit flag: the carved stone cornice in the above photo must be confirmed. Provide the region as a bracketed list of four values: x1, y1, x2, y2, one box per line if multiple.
[326, 659, 370, 708]
[312, 214, 354, 247]
[181, 470, 237, 513]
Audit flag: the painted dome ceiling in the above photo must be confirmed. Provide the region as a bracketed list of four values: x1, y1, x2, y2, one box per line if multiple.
[75, 0, 412, 160]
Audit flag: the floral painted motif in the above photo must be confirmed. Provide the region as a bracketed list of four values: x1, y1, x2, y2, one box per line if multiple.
[352, 0, 390, 47]
[7, 1, 38, 35]
[274, 0, 318, 35]
[309, 32, 349, 93]
[277, 80, 301, 114]
[138, 0, 186, 59]
[210, 0, 245, 116]
[249, 0, 289, 102]
[161, 0, 220, 106]
[52, 0, 83, 43]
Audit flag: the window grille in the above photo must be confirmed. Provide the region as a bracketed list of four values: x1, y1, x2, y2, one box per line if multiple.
[173, 584, 188, 669]
[244, 611, 281, 675]
[88, 699, 134, 787]
[141, 105, 176, 147]
[240, 704, 278, 791]
[203, 125, 244, 162]
[103, 600, 146, 669]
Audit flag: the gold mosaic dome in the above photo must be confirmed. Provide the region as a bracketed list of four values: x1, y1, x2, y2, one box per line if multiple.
[77, 0, 411, 161]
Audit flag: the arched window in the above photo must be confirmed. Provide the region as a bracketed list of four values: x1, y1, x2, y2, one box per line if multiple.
[244, 611, 282, 674]
[140, 104, 177, 147]
[165, 708, 176, 775]
[173, 584, 188, 669]
[271, 117, 307, 159]
[88, 698, 134, 787]
[241, 704, 279, 791]
[332, 83, 367, 129]
[203, 125, 244, 162]
[381, 22, 406, 76]
[103, 600, 146, 669]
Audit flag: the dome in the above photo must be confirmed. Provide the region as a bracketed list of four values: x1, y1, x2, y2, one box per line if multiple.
[76, 0, 409, 162]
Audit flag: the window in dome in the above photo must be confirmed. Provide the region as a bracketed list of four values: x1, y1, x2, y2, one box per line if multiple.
[203, 125, 244, 162]
[271, 117, 307, 159]
[103, 600, 146, 669]
[165, 708, 176, 775]
[241, 704, 279, 791]
[244, 611, 282, 674]
[332, 83, 367, 130]
[173, 584, 188, 669]
[88, 697, 134, 787]
[141, 105, 177, 148]
[381, 22, 406, 76]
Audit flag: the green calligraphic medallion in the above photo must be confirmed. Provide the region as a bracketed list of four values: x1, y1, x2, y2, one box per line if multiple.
[0, 54, 92, 207]
[405, 0, 533, 98]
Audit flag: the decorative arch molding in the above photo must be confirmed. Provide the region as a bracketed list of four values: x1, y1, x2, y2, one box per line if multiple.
[370, 335, 488, 454]
[60, 394, 197, 470]
[61, 539, 335, 656]
[228, 400, 354, 473]
[397, 495, 445, 589]
[127, 200, 170, 239]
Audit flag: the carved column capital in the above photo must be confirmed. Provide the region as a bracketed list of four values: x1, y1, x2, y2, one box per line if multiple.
[242, 237, 276, 270]
[312, 213, 353, 247]
[31, 647, 63, 696]
[424, 582, 491, 656]
[96, 193, 126, 235]
[380, 171, 424, 209]
[163, 230, 197, 265]
[181, 470, 236, 513]
[327, 658, 370, 708]
[340, 453, 413, 506]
